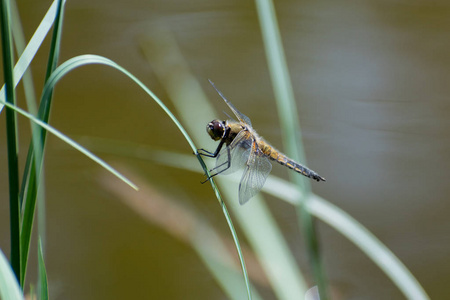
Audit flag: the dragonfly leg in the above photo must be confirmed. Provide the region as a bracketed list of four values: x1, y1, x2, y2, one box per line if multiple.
[197, 140, 225, 158]
[201, 170, 222, 184]
[200, 145, 231, 184]
[208, 145, 231, 175]
[197, 148, 214, 156]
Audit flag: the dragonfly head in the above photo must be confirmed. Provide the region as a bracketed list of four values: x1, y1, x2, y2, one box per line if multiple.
[206, 120, 225, 141]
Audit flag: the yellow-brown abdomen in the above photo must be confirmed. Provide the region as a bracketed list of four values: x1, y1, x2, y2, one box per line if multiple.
[259, 140, 325, 182]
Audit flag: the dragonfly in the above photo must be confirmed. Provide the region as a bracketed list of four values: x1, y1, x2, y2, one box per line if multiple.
[198, 80, 325, 205]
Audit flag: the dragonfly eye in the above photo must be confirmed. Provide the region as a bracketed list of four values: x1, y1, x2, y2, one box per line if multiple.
[206, 120, 224, 141]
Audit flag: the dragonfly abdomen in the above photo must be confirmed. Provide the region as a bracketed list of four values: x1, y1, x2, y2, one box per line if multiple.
[260, 141, 325, 182]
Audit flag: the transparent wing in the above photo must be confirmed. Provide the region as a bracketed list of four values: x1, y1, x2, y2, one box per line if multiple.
[214, 130, 252, 175]
[238, 144, 273, 205]
[224, 99, 252, 127]
[209, 79, 252, 126]
[215, 146, 251, 176]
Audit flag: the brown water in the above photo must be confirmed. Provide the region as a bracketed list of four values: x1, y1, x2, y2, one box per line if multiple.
[1, 1, 449, 299]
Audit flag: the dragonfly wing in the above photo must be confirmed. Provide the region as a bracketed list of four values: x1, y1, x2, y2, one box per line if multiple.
[208, 79, 252, 126]
[238, 145, 273, 205]
[215, 130, 252, 175]
[225, 100, 252, 127]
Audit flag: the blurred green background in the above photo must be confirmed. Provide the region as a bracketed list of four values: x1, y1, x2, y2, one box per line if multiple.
[1, 0, 449, 299]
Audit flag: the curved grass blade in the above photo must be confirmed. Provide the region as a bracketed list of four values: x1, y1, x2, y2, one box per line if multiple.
[307, 195, 430, 300]
[20, 147, 41, 287]
[38, 238, 48, 300]
[20, 0, 65, 287]
[194, 241, 262, 300]
[44, 54, 197, 151]
[4, 4, 252, 300]
[99, 169, 261, 300]
[0, 0, 59, 112]
[218, 203, 252, 300]
[195, 154, 253, 300]
[41, 54, 252, 299]
[0, 250, 23, 300]
[141, 32, 257, 298]
[81, 136, 310, 299]
[0, 98, 138, 192]
[255, 0, 328, 298]
[10, 0, 39, 116]
[1, 0, 21, 282]
[142, 148, 430, 300]
[260, 177, 430, 300]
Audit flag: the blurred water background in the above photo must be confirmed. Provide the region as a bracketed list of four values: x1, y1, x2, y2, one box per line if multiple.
[0, 1, 449, 299]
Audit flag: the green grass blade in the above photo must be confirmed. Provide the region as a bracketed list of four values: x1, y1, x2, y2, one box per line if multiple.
[19, 158, 38, 286]
[10, 0, 38, 116]
[0, 0, 58, 112]
[18, 53, 201, 292]
[43, 0, 65, 81]
[193, 238, 263, 300]
[0, 98, 139, 192]
[45, 54, 197, 151]
[140, 32, 266, 299]
[221, 202, 252, 300]
[195, 155, 253, 300]
[225, 192, 308, 299]
[43, 52, 253, 299]
[20, 0, 65, 286]
[38, 238, 48, 300]
[11, 0, 40, 211]
[255, 0, 328, 298]
[257, 176, 430, 300]
[81, 138, 256, 298]
[1, 0, 21, 283]
[138, 148, 429, 300]
[0, 250, 23, 300]
[77, 137, 203, 173]
[254, 0, 308, 173]
[307, 195, 430, 300]
[82, 136, 311, 299]
[100, 171, 261, 300]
